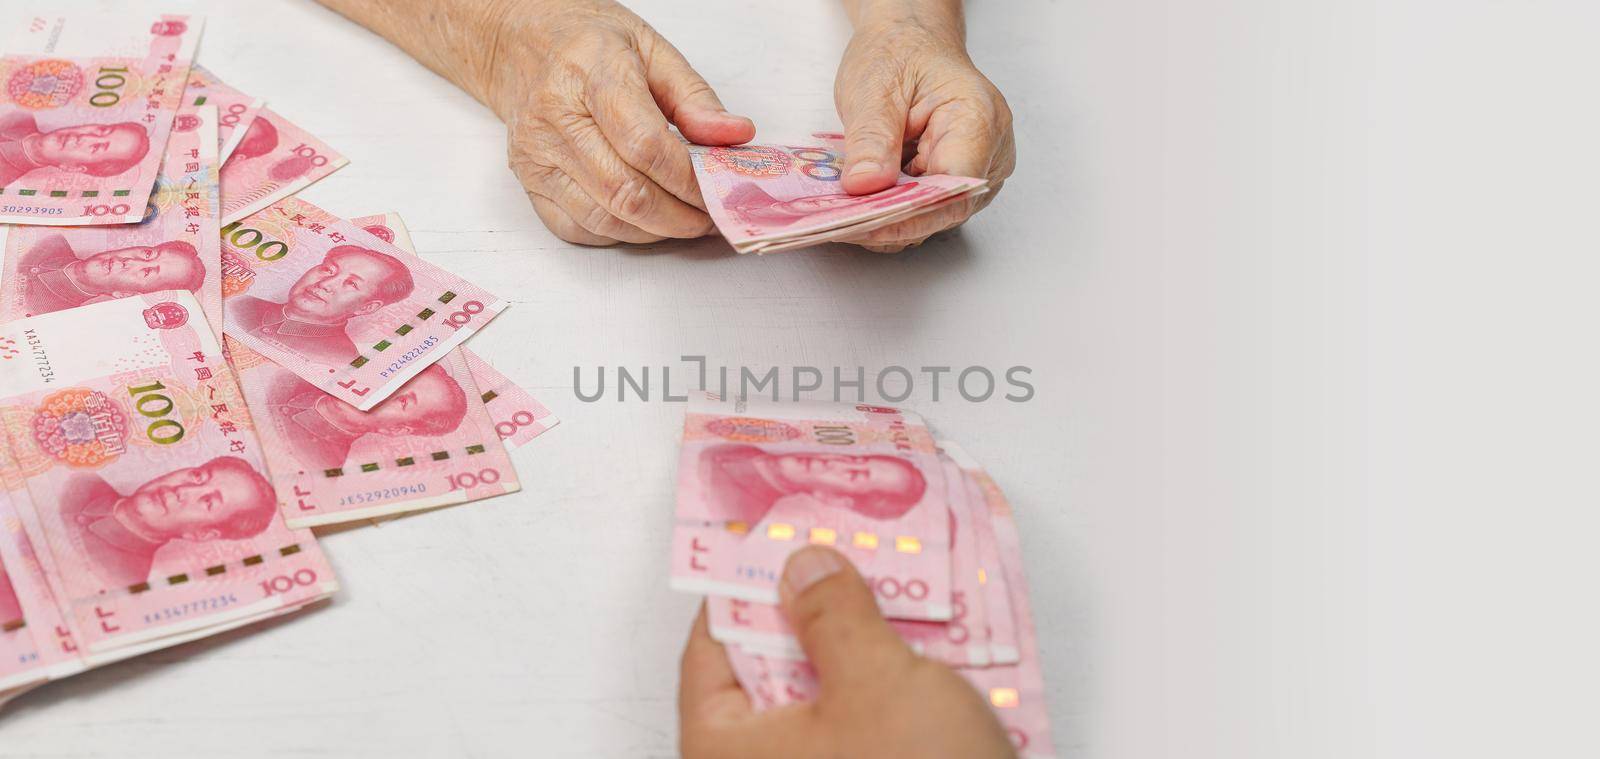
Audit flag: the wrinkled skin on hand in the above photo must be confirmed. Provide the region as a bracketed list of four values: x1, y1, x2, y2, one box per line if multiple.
[488, 0, 756, 245]
[834, 15, 1016, 252]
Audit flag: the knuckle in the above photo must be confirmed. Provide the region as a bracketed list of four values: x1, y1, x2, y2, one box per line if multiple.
[848, 123, 900, 154]
[624, 127, 678, 175]
[606, 175, 653, 220]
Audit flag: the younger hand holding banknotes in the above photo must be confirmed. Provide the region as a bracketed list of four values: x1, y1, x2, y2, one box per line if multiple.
[678, 546, 1017, 758]
[314, 0, 1013, 251]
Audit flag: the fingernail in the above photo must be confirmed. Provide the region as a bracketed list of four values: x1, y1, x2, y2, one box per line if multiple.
[848, 161, 883, 179]
[783, 547, 845, 598]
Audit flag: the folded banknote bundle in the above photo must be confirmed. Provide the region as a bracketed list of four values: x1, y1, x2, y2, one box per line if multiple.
[689, 132, 988, 254]
[670, 394, 1058, 758]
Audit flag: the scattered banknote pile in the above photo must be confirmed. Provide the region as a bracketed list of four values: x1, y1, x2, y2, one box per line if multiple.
[670, 395, 1056, 758]
[0, 14, 555, 705]
[689, 133, 988, 254]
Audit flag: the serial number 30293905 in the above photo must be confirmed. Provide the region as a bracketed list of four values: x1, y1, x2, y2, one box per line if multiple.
[1, 205, 64, 215]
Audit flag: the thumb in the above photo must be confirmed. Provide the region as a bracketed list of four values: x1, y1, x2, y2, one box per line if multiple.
[837, 77, 910, 195]
[778, 546, 916, 689]
[645, 37, 755, 146]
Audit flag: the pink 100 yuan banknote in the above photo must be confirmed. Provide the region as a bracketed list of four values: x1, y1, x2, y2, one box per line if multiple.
[0, 518, 45, 692]
[0, 292, 338, 654]
[0, 104, 222, 336]
[184, 65, 264, 162]
[941, 442, 1056, 759]
[720, 443, 1056, 759]
[461, 348, 558, 450]
[350, 212, 562, 450]
[0, 14, 203, 225]
[671, 394, 952, 620]
[227, 336, 521, 528]
[218, 95, 348, 224]
[0, 473, 84, 691]
[707, 456, 997, 666]
[220, 197, 508, 411]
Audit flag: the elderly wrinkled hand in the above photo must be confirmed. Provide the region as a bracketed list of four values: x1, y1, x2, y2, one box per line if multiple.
[833, 2, 1016, 252]
[487, 0, 756, 245]
[678, 546, 1017, 759]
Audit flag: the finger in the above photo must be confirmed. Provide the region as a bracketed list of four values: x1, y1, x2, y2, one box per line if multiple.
[526, 193, 621, 247]
[642, 34, 756, 147]
[587, 48, 720, 211]
[778, 546, 915, 689]
[508, 122, 636, 245]
[679, 605, 824, 759]
[679, 603, 754, 727]
[511, 152, 665, 245]
[558, 112, 715, 239]
[836, 72, 911, 195]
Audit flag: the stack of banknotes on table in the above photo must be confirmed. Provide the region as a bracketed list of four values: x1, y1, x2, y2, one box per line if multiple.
[0, 13, 556, 704]
[670, 394, 1057, 758]
[689, 134, 989, 254]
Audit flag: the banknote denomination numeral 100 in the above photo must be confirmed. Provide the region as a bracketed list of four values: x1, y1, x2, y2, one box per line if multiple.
[447, 468, 501, 490]
[82, 203, 132, 217]
[89, 65, 129, 107]
[219, 221, 290, 261]
[126, 380, 184, 445]
[443, 300, 486, 329]
[495, 410, 540, 439]
[290, 144, 330, 168]
[789, 147, 841, 181]
[813, 425, 856, 446]
[259, 568, 320, 596]
[219, 102, 249, 127]
[865, 575, 930, 602]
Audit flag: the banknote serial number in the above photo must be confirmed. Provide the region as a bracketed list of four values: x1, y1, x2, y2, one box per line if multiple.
[25, 328, 54, 384]
[337, 483, 427, 506]
[141, 593, 241, 625]
[1, 205, 63, 215]
[378, 336, 438, 380]
[734, 564, 781, 585]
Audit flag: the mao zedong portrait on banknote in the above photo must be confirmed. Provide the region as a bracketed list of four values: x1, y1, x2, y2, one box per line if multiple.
[699, 444, 928, 526]
[229, 244, 416, 365]
[0, 112, 151, 189]
[9, 234, 205, 315]
[261, 362, 470, 470]
[229, 116, 278, 164]
[51, 456, 278, 589]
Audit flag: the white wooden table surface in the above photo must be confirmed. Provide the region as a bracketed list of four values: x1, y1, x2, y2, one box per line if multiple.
[6, 1, 1599, 758]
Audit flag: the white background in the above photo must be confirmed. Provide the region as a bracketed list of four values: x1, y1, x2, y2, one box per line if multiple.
[5, 1, 1599, 757]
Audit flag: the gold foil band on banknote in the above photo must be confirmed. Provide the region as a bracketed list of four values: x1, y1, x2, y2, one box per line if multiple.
[726, 521, 923, 554]
[319, 442, 491, 478]
[345, 290, 476, 370]
[989, 687, 1021, 709]
[0, 187, 135, 198]
[123, 542, 307, 595]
